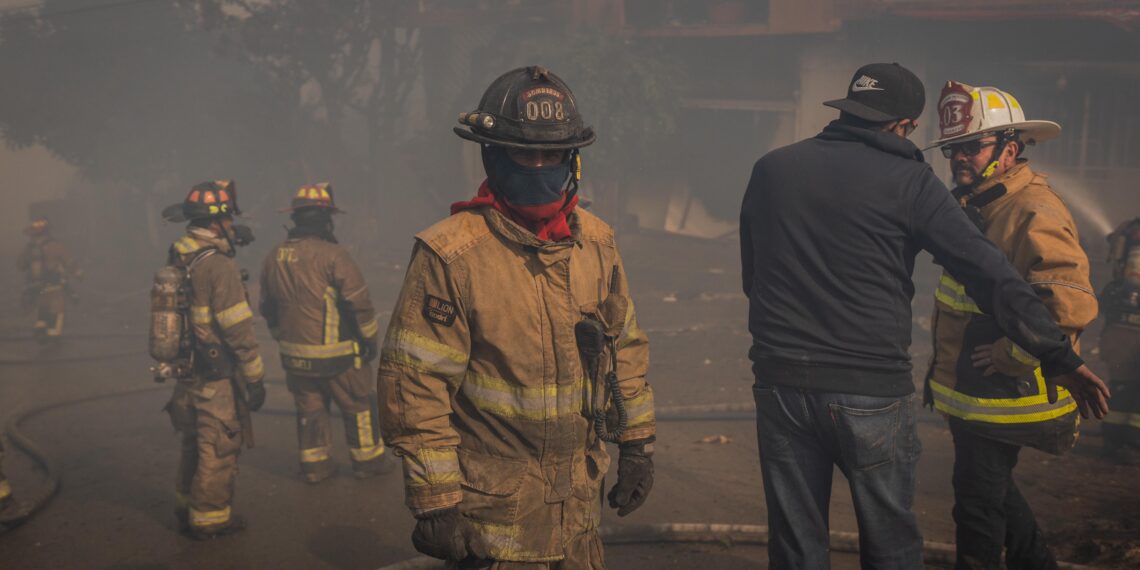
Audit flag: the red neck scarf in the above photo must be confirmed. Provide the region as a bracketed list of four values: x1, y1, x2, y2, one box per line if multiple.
[451, 180, 578, 242]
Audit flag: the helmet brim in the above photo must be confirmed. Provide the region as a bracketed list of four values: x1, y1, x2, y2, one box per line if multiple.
[162, 203, 242, 223]
[926, 120, 1061, 150]
[161, 203, 189, 223]
[823, 98, 901, 122]
[278, 205, 344, 214]
[453, 126, 596, 151]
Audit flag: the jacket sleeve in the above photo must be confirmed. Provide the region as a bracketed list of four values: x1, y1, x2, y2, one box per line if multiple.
[332, 248, 379, 340]
[258, 253, 280, 339]
[740, 172, 756, 296]
[377, 242, 469, 514]
[203, 256, 265, 383]
[993, 204, 1099, 373]
[612, 248, 655, 443]
[910, 169, 1084, 377]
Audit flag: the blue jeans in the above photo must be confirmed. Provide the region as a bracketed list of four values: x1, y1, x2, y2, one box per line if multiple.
[753, 383, 924, 569]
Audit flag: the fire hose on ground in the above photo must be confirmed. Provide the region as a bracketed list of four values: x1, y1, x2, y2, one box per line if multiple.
[0, 384, 1098, 568]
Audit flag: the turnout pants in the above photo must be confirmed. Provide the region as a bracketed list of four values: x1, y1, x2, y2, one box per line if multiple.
[1104, 379, 1140, 449]
[950, 420, 1057, 570]
[448, 524, 606, 569]
[166, 377, 243, 531]
[32, 286, 65, 339]
[286, 366, 385, 475]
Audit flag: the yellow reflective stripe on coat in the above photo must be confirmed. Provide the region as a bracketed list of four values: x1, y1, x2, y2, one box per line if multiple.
[359, 318, 379, 339]
[461, 371, 586, 421]
[403, 448, 461, 489]
[383, 329, 468, 378]
[624, 389, 655, 427]
[173, 236, 200, 255]
[301, 446, 331, 463]
[190, 305, 212, 325]
[190, 505, 231, 527]
[215, 301, 253, 329]
[278, 340, 357, 359]
[323, 287, 339, 345]
[0, 479, 11, 500]
[934, 274, 982, 314]
[930, 381, 1076, 424]
[617, 301, 645, 349]
[240, 356, 264, 379]
[1009, 342, 1040, 367]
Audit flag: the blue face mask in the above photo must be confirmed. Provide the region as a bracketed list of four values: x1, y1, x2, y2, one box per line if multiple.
[482, 146, 572, 206]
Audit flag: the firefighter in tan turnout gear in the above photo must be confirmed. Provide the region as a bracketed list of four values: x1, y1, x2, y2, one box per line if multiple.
[377, 67, 655, 569]
[1100, 218, 1140, 465]
[158, 180, 266, 539]
[926, 82, 1100, 569]
[18, 217, 81, 342]
[260, 183, 391, 482]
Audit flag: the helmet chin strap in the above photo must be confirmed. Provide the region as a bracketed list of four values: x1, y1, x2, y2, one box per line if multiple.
[967, 129, 1014, 190]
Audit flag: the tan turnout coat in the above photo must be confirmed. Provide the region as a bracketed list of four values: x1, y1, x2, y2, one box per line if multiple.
[378, 207, 654, 563]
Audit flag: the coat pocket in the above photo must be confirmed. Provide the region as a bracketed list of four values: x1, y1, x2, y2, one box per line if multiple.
[458, 449, 528, 525]
[829, 399, 901, 471]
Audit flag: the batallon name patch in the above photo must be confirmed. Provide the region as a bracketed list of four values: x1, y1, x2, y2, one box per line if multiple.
[423, 295, 457, 326]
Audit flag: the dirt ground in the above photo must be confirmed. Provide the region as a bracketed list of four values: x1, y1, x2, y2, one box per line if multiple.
[0, 231, 1137, 569]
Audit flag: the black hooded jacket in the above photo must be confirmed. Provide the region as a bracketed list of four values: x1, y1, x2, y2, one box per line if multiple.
[739, 120, 1083, 396]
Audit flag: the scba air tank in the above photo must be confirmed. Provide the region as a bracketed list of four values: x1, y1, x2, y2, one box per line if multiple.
[149, 265, 186, 362]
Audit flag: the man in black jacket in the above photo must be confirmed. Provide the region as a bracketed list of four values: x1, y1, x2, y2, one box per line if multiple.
[739, 62, 1110, 569]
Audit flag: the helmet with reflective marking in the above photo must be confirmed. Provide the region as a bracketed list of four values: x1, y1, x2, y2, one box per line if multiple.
[162, 180, 241, 222]
[280, 182, 341, 213]
[454, 66, 595, 150]
[929, 81, 1060, 149]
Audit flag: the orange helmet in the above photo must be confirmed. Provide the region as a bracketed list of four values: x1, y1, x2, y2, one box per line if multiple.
[280, 182, 341, 213]
[162, 180, 241, 222]
[24, 217, 49, 236]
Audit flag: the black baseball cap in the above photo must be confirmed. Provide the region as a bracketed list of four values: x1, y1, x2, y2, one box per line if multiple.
[823, 63, 925, 122]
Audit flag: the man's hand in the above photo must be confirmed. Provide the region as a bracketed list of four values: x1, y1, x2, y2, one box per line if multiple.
[1046, 365, 1111, 419]
[246, 381, 267, 412]
[608, 439, 654, 517]
[411, 507, 470, 561]
[970, 343, 998, 376]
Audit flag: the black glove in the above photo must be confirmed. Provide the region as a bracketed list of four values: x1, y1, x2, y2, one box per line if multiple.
[608, 439, 654, 517]
[246, 381, 267, 412]
[359, 336, 379, 364]
[411, 507, 469, 561]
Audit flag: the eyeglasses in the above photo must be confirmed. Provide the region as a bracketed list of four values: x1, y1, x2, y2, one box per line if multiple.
[941, 140, 998, 159]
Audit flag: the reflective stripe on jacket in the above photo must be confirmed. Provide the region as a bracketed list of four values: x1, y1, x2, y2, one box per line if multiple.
[927, 162, 1097, 454]
[172, 231, 264, 382]
[259, 235, 378, 376]
[377, 207, 653, 562]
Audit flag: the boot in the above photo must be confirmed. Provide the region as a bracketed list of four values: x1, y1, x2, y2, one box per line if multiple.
[301, 459, 336, 484]
[188, 515, 247, 540]
[352, 451, 397, 480]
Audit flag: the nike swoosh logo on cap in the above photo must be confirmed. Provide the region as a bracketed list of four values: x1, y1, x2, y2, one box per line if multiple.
[852, 75, 885, 92]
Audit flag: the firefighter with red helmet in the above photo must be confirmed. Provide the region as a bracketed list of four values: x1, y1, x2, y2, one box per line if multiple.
[1100, 218, 1140, 465]
[259, 183, 393, 483]
[18, 217, 81, 342]
[377, 67, 655, 568]
[160, 180, 266, 539]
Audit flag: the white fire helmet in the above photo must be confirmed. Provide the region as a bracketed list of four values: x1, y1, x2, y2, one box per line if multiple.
[928, 81, 1061, 150]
